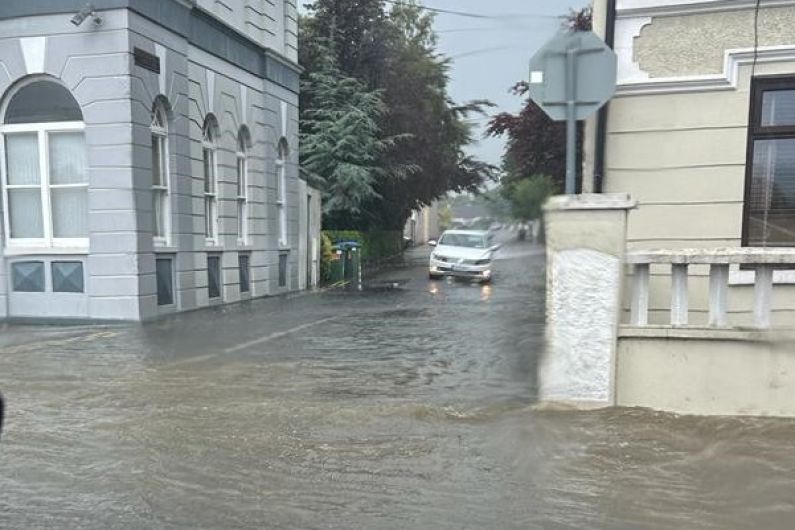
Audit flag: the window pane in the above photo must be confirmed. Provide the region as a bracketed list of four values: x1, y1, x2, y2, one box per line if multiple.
[52, 261, 84, 293]
[239, 254, 250, 293]
[279, 205, 287, 245]
[762, 90, 795, 127]
[153, 190, 164, 238]
[8, 189, 43, 238]
[12, 261, 44, 292]
[278, 253, 287, 287]
[203, 149, 214, 193]
[205, 197, 215, 238]
[52, 188, 88, 238]
[238, 201, 246, 240]
[5, 81, 82, 124]
[207, 256, 221, 299]
[156, 258, 174, 306]
[6, 133, 40, 185]
[152, 108, 166, 129]
[49, 132, 87, 185]
[747, 139, 795, 246]
[237, 158, 245, 196]
[152, 135, 163, 186]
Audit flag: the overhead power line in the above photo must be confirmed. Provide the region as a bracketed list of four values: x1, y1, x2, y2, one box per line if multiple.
[447, 44, 524, 60]
[383, 0, 560, 20]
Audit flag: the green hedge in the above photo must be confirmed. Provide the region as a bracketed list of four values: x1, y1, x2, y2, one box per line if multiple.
[323, 230, 404, 264]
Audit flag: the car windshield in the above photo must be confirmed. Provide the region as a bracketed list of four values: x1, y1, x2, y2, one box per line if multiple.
[439, 233, 487, 248]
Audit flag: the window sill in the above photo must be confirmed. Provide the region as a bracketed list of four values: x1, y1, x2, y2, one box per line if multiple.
[4, 247, 88, 257]
[154, 245, 178, 254]
[279, 247, 291, 253]
[730, 269, 795, 285]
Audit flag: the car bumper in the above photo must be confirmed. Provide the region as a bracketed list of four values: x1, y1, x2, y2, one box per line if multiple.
[429, 259, 492, 279]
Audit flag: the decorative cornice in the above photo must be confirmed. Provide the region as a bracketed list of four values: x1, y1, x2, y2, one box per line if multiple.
[0, 0, 301, 93]
[617, 45, 795, 95]
[618, 0, 795, 18]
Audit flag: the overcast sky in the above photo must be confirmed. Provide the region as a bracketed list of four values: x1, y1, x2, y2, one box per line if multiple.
[299, 0, 588, 167]
[429, 0, 588, 166]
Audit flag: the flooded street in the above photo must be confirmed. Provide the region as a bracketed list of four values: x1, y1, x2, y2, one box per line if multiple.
[2, 238, 795, 529]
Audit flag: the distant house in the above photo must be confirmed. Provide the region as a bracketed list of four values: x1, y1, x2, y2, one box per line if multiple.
[404, 203, 440, 246]
[0, 1, 320, 321]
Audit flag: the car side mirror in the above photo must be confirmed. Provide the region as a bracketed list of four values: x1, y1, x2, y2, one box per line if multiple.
[490, 244, 501, 252]
[428, 240, 437, 247]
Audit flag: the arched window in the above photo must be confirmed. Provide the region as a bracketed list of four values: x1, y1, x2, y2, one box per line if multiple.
[151, 101, 170, 243]
[276, 138, 289, 247]
[236, 127, 250, 244]
[1, 79, 87, 247]
[202, 116, 218, 242]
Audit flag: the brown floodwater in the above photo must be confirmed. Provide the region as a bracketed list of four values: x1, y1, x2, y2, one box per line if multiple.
[2, 240, 795, 529]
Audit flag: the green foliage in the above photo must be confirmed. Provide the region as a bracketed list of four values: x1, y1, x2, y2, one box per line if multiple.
[323, 230, 404, 264]
[300, 0, 494, 231]
[480, 188, 512, 220]
[319, 232, 334, 284]
[301, 41, 411, 228]
[438, 203, 453, 232]
[486, 7, 593, 193]
[503, 175, 556, 221]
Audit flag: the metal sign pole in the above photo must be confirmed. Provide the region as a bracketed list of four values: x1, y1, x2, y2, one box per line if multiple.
[565, 42, 578, 195]
[527, 30, 617, 195]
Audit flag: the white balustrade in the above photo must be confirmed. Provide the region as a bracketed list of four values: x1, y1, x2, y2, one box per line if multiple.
[626, 248, 795, 330]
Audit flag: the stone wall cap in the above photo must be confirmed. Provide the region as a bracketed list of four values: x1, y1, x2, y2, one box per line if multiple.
[544, 193, 637, 212]
[619, 325, 795, 343]
[627, 247, 795, 265]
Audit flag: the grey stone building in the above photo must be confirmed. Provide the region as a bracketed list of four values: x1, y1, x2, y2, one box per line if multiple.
[0, 0, 321, 321]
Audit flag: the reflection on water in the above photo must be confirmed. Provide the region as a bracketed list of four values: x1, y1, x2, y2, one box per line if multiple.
[1, 241, 795, 529]
[481, 283, 492, 301]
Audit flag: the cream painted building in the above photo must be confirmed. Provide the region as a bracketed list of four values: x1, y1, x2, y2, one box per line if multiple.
[539, 0, 795, 417]
[587, 0, 795, 327]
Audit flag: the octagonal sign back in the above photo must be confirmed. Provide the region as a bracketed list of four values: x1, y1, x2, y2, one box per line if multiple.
[528, 31, 617, 122]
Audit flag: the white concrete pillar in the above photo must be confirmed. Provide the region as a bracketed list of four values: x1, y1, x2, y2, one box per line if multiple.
[538, 193, 636, 409]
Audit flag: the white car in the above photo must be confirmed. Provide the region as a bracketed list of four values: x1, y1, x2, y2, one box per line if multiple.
[428, 230, 499, 283]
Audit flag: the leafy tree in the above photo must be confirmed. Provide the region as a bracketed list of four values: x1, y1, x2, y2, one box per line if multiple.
[371, 3, 495, 229]
[438, 203, 453, 232]
[481, 188, 512, 221]
[299, 0, 494, 231]
[486, 83, 576, 194]
[506, 175, 556, 221]
[300, 0, 392, 89]
[300, 43, 411, 229]
[486, 7, 593, 193]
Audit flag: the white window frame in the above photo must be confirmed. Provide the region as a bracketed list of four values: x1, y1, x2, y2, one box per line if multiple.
[277, 139, 288, 248]
[203, 119, 219, 245]
[236, 132, 249, 245]
[0, 120, 88, 252]
[151, 104, 170, 246]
